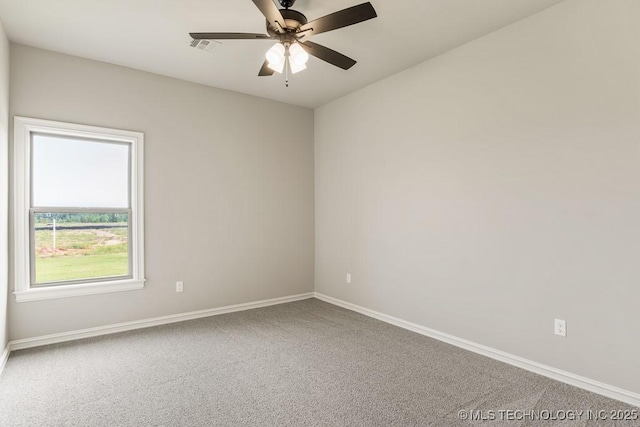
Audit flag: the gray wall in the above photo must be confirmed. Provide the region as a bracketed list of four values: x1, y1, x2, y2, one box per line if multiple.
[0, 22, 9, 351]
[315, 0, 640, 394]
[8, 44, 314, 340]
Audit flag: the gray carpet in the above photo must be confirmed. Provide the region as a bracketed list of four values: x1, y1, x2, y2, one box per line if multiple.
[0, 299, 637, 426]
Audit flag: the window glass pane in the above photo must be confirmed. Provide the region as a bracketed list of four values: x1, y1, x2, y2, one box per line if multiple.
[33, 212, 129, 284]
[32, 135, 130, 208]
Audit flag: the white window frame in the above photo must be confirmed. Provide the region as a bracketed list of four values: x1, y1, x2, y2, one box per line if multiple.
[13, 117, 145, 302]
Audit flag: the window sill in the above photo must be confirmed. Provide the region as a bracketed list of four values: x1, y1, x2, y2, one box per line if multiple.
[14, 279, 146, 302]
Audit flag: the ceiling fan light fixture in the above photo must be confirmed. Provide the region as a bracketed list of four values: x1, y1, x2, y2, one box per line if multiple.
[265, 42, 285, 68]
[289, 43, 309, 66]
[267, 59, 285, 74]
[289, 60, 307, 74]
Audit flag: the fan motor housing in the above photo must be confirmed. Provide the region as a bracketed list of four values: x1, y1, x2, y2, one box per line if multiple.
[266, 9, 308, 37]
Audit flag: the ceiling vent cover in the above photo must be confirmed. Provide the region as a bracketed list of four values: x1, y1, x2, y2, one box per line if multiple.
[190, 39, 221, 53]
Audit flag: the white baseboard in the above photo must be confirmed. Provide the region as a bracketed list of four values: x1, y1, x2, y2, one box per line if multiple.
[8, 292, 314, 352]
[0, 344, 9, 376]
[314, 292, 640, 408]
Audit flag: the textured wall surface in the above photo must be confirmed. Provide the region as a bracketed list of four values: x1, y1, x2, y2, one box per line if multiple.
[0, 22, 9, 352]
[8, 44, 314, 340]
[315, 0, 640, 393]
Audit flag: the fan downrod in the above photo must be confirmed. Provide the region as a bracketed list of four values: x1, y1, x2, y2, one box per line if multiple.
[279, 0, 296, 9]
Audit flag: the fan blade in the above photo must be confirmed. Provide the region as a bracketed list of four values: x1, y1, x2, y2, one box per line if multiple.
[298, 2, 377, 39]
[300, 41, 357, 70]
[258, 60, 275, 76]
[251, 0, 286, 32]
[190, 32, 272, 40]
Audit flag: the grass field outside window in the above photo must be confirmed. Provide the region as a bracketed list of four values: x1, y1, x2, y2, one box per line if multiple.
[34, 215, 129, 284]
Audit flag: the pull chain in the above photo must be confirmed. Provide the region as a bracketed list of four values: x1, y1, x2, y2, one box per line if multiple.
[285, 59, 289, 87]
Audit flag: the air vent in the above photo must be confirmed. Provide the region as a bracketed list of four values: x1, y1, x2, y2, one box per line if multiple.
[190, 39, 221, 53]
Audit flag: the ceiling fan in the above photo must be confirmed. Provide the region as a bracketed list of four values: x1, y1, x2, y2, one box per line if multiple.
[190, 0, 377, 85]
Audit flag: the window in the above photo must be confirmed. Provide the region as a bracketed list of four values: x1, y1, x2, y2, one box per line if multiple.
[14, 117, 145, 302]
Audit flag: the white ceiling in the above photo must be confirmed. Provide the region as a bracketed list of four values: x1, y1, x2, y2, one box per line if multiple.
[0, 0, 564, 108]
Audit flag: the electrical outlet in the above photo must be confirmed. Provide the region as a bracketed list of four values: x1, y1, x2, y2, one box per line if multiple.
[346, 273, 352, 284]
[554, 319, 566, 337]
[176, 281, 184, 293]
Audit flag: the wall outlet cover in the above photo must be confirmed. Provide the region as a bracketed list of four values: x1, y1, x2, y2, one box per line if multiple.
[554, 319, 566, 337]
